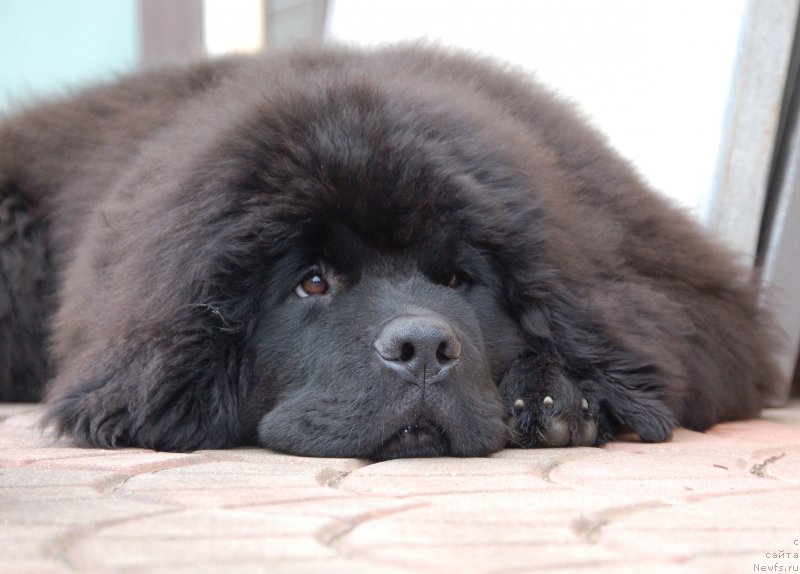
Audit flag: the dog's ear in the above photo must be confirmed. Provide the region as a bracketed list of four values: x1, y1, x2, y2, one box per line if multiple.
[44, 303, 250, 451]
[42, 195, 273, 451]
[39, 136, 287, 451]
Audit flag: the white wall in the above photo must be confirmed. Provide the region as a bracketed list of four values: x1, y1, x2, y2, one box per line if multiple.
[327, 0, 747, 220]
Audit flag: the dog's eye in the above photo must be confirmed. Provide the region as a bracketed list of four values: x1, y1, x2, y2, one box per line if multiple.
[446, 272, 461, 289]
[294, 273, 329, 298]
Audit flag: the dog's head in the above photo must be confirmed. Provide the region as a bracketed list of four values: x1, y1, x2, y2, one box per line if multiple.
[246, 221, 527, 458]
[223, 76, 546, 458]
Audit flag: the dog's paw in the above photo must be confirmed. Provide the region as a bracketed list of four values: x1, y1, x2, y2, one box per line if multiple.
[44, 390, 132, 449]
[499, 354, 600, 448]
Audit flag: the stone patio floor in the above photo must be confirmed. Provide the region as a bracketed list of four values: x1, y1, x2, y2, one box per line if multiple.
[1, 402, 799, 574]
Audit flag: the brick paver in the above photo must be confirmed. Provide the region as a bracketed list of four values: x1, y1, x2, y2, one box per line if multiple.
[1, 403, 799, 573]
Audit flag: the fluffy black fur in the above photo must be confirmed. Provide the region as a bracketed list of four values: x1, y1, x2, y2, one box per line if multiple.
[0, 45, 779, 458]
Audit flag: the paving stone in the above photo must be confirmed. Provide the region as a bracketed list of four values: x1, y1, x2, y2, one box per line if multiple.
[90, 507, 330, 539]
[0, 446, 209, 475]
[115, 457, 369, 508]
[762, 405, 800, 426]
[68, 525, 336, 571]
[27, 450, 210, 474]
[1, 496, 176, 527]
[337, 455, 561, 497]
[62, 506, 342, 571]
[133, 557, 416, 574]
[0, 467, 123, 488]
[600, 488, 800, 559]
[706, 419, 800, 446]
[354, 542, 625, 574]
[0, 524, 68, 560]
[0, 559, 67, 574]
[759, 451, 800, 481]
[0, 403, 38, 420]
[547, 448, 798, 503]
[0, 446, 107, 467]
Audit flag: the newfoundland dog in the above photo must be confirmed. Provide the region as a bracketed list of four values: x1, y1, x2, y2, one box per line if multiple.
[0, 45, 778, 459]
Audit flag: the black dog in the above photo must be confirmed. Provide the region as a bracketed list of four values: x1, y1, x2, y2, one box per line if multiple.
[0, 45, 778, 458]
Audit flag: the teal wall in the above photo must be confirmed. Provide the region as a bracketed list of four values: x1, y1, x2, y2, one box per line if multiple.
[0, 0, 138, 111]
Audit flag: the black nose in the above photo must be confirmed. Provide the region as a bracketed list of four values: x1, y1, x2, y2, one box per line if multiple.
[373, 315, 461, 383]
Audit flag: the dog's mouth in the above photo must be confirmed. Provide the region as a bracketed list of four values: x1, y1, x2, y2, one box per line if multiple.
[372, 419, 450, 460]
